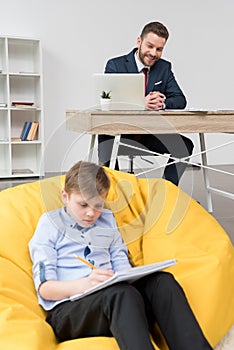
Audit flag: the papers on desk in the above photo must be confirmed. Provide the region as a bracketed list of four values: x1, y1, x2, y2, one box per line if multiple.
[165, 108, 209, 113]
[185, 108, 209, 112]
[70, 259, 177, 301]
[165, 108, 233, 113]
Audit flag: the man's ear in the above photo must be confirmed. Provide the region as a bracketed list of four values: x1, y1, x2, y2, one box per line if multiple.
[62, 189, 68, 203]
[136, 36, 141, 49]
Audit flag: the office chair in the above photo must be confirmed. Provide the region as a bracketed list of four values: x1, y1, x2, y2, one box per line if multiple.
[117, 140, 169, 176]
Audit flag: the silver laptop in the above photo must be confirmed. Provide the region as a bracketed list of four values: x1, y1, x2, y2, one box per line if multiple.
[93, 73, 145, 110]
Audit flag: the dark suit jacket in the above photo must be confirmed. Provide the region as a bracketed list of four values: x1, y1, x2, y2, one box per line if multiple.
[105, 48, 186, 109]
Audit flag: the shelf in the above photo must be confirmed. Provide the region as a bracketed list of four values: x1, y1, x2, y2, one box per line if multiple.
[0, 36, 44, 178]
[9, 75, 41, 107]
[8, 38, 41, 74]
[11, 109, 41, 141]
[11, 143, 43, 175]
[10, 106, 40, 111]
[11, 140, 41, 144]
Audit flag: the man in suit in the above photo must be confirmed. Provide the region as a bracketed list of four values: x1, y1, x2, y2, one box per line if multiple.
[98, 21, 194, 186]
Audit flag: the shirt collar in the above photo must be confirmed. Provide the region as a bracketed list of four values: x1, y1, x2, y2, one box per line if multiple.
[61, 207, 96, 231]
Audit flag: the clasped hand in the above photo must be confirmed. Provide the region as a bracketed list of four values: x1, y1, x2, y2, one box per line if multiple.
[145, 91, 166, 110]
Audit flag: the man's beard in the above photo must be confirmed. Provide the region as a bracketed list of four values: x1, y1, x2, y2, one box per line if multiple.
[138, 45, 157, 67]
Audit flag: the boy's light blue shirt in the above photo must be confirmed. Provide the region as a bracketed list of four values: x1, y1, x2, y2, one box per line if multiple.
[29, 207, 131, 310]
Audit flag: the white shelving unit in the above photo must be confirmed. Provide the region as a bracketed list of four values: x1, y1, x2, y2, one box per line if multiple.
[0, 36, 44, 178]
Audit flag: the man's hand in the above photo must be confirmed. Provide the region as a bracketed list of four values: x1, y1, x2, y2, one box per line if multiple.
[145, 91, 166, 110]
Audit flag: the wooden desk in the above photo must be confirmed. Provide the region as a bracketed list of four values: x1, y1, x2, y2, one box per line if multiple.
[66, 109, 234, 134]
[66, 109, 234, 212]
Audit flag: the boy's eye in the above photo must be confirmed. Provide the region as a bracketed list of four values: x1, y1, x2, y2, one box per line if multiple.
[80, 203, 88, 207]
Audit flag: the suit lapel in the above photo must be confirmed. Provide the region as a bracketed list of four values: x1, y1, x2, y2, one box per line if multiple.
[125, 49, 138, 73]
[147, 61, 163, 94]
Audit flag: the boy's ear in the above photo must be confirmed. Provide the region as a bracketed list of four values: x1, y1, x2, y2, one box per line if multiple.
[62, 189, 68, 203]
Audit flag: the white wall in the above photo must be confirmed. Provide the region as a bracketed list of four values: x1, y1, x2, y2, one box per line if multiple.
[1, 0, 234, 173]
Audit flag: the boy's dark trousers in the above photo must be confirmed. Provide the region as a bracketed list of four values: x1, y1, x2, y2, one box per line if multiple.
[46, 272, 213, 350]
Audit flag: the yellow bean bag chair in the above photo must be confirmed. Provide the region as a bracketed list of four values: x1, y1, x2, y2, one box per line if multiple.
[0, 168, 233, 350]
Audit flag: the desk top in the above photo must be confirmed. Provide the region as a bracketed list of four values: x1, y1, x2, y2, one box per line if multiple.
[66, 109, 234, 134]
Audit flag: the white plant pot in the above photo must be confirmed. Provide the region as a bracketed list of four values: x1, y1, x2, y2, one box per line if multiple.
[100, 98, 111, 111]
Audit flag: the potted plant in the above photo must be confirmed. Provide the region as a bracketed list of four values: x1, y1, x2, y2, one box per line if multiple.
[100, 90, 112, 110]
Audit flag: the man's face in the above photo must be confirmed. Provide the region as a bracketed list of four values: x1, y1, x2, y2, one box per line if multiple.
[137, 32, 166, 67]
[62, 191, 107, 228]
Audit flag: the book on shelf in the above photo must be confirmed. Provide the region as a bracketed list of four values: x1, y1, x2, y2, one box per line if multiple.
[12, 101, 34, 106]
[0, 103, 7, 107]
[26, 121, 39, 141]
[20, 121, 32, 141]
[70, 259, 177, 301]
[12, 168, 34, 175]
[20, 121, 27, 139]
[11, 137, 22, 142]
[11, 101, 36, 109]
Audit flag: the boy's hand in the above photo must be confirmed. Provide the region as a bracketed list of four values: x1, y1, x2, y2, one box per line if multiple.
[38, 269, 114, 301]
[88, 268, 114, 287]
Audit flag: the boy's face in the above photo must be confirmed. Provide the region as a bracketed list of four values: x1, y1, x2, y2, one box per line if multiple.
[62, 190, 107, 228]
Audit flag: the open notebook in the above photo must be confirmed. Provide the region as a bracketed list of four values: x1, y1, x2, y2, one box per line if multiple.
[70, 259, 176, 301]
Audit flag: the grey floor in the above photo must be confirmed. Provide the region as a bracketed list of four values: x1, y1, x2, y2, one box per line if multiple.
[181, 164, 234, 245]
[0, 164, 233, 245]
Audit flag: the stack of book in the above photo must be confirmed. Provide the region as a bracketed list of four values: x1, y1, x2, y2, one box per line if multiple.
[11, 101, 36, 109]
[19, 121, 39, 141]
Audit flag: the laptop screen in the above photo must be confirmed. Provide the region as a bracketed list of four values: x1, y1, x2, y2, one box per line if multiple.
[92, 73, 145, 110]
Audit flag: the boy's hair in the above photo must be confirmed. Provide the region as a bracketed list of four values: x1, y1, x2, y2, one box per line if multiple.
[140, 21, 169, 41]
[64, 161, 110, 198]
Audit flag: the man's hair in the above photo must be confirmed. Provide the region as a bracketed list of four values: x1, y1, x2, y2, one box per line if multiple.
[64, 161, 110, 198]
[140, 22, 169, 41]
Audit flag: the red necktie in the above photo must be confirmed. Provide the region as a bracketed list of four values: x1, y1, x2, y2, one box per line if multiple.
[141, 67, 148, 94]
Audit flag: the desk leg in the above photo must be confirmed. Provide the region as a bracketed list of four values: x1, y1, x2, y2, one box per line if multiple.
[109, 134, 121, 169]
[88, 135, 96, 162]
[199, 133, 213, 213]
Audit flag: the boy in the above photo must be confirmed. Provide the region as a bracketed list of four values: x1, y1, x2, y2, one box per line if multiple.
[29, 161, 212, 350]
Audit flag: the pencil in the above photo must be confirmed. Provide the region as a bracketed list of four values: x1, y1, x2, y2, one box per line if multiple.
[75, 255, 97, 269]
